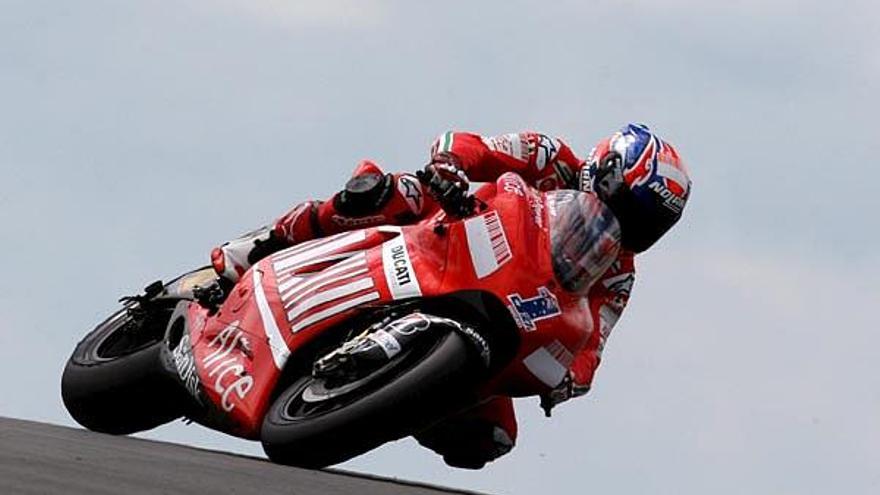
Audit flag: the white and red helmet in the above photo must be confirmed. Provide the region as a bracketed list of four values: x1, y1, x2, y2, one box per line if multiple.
[582, 124, 691, 252]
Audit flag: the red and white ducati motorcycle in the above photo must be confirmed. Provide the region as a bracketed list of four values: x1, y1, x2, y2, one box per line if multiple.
[61, 172, 621, 467]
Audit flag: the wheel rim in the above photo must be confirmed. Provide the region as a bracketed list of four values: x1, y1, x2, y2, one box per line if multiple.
[91, 306, 169, 361]
[280, 339, 436, 421]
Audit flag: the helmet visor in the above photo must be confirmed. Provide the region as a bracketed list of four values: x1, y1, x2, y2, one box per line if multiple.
[548, 191, 622, 294]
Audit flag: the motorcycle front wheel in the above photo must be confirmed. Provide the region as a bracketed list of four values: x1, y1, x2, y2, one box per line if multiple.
[61, 302, 182, 434]
[261, 330, 481, 468]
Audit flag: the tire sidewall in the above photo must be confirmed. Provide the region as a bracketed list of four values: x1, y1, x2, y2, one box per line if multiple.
[61, 305, 182, 434]
[261, 331, 479, 468]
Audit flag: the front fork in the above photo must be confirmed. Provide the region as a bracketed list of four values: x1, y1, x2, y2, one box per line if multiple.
[158, 300, 233, 431]
[313, 312, 491, 385]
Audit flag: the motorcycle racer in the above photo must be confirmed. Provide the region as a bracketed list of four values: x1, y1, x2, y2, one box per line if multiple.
[210, 124, 691, 468]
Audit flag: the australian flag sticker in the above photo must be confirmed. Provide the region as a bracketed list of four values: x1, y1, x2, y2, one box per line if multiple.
[507, 286, 561, 331]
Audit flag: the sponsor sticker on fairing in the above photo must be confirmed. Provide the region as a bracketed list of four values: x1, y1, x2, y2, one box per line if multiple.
[200, 322, 255, 412]
[465, 211, 512, 279]
[382, 230, 422, 300]
[172, 331, 201, 402]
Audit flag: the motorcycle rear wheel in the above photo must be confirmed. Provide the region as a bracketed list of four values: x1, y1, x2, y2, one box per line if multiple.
[61, 302, 182, 434]
[261, 331, 479, 468]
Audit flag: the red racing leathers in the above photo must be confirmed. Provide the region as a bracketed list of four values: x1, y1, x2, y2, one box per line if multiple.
[223, 131, 636, 468]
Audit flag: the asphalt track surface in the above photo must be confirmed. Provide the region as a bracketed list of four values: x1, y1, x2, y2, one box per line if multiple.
[0, 417, 488, 495]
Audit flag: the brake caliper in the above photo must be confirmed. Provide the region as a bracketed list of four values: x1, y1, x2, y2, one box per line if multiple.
[313, 313, 490, 382]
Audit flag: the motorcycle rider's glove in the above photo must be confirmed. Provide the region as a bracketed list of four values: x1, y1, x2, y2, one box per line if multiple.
[540, 371, 590, 417]
[417, 153, 474, 216]
[211, 226, 287, 283]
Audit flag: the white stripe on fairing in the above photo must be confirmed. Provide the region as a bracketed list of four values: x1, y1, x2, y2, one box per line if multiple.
[279, 250, 366, 285]
[275, 250, 365, 281]
[272, 230, 354, 262]
[656, 161, 689, 189]
[278, 276, 305, 294]
[276, 249, 361, 273]
[283, 268, 369, 310]
[292, 291, 380, 333]
[522, 347, 568, 387]
[280, 253, 368, 301]
[286, 277, 374, 322]
[273, 232, 364, 272]
[273, 231, 366, 272]
[252, 269, 291, 369]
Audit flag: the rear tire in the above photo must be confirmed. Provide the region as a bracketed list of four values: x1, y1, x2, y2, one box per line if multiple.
[61, 303, 182, 434]
[261, 331, 479, 468]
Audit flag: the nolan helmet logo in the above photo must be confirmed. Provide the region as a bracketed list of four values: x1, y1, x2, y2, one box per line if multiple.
[648, 181, 686, 213]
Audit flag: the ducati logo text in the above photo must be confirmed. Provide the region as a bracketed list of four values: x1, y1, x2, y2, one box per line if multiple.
[391, 245, 413, 286]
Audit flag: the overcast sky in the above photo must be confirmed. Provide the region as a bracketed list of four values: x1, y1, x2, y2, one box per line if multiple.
[1, 1, 878, 494]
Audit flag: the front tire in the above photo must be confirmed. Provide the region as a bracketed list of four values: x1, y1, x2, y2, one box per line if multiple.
[261, 331, 480, 468]
[61, 303, 182, 434]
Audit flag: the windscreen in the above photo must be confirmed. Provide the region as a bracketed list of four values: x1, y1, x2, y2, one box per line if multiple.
[548, 191, 622, 294]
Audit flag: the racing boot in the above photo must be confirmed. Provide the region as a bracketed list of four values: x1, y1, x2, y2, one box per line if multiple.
[210, 225, 289, 283]
[415, 397, 517, 469]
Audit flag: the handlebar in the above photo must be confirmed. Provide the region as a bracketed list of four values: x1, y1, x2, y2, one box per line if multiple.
[415, 169, 481, 218]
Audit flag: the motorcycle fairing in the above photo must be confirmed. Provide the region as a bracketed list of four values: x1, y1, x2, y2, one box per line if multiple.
[182, 172, 619, 437]
[411, 173, 600, 396]
[183, 228, 419, 436]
